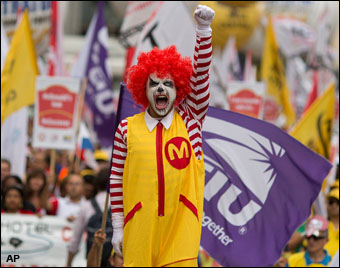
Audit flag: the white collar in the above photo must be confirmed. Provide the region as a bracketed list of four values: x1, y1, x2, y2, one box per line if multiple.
[144, 107, 174, 132]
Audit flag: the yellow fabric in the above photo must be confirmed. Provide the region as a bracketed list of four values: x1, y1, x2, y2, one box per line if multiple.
[200, 1, 264, 49]
[163, 258, 198, 267]
[94, 150, 109, 161]
[290, 83, 335, 160]
[287, 252, 329, 267]
[325, 221, 339, 257]
[1, 10, 39, 125]
[261, 17, 296, 129]
[122, 111, 205, 267]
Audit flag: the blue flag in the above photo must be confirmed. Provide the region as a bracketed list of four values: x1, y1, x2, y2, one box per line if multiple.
[114, 82, 332, 266]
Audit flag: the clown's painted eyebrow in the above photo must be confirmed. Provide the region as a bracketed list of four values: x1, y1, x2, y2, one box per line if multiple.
[149, 77, 159, 86]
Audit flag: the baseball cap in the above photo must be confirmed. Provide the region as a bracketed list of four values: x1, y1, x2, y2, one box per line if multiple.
[94, 150, 109, 161]
[330, 180, 339, 190]
[327, 188, 339, 200]
[305, 215, 328, 238]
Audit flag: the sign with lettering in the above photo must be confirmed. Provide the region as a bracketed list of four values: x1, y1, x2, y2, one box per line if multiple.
[1, 1, 52, 56]
[32, 76, 82, 150]
[1, 214, 86, 267]
[227, 81, 266, 119]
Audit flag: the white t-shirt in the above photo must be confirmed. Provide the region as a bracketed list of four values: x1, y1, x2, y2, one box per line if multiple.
[56, 196, 86, 218]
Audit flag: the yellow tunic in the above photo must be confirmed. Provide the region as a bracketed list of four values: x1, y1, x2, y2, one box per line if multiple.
[325, 221, 339, 257]
[122, 111, 205, 267]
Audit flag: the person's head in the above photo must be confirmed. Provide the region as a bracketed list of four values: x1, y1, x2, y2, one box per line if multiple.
[25, 169, 47, 197]
[1, 159, 11, 183]
[327, 188, 339, 218]
[3, 185, 24, 213]
[64, 173, 83, 200]
[81, 169, 96, 200]
[30, 151, 49, 171]
[2, 175, 22, 192]
[95, 167, 110, 192]
[305, 215, 329, 254]
[94, 150, 110, 170]
[127, 45, 193, 118]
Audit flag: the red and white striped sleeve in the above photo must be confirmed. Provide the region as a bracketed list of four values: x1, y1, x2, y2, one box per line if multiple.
[110, 119, 127, 216]
[179, 32, 212, 121]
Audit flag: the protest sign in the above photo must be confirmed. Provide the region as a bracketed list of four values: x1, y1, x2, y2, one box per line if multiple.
[1, 1, 52, 56]
[227, 81, 266, 118]
[32, 76, 82, 150]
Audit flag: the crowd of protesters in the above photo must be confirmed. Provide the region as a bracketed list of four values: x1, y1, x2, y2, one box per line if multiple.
[1, 147, 338, 267]
[1, 148, 123, 267]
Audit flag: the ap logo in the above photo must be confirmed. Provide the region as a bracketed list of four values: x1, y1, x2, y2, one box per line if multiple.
[203, 116, 286, 227]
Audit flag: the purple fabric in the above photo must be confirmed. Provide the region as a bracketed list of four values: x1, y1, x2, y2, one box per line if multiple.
[201, 106, 332, 266]
[114, 83, 332, 266]
[84, 1, 115, 148]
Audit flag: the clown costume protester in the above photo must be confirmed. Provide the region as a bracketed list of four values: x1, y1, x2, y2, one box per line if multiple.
[110, 5, 215, 267]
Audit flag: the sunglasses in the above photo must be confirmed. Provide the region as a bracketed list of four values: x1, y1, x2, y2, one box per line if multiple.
[306, 235, 327, 241]
[328, 199, 339, 206]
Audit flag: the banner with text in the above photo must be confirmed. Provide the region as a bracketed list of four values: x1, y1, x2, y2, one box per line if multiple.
[33, 76, 82, 150]
[1, 214, 86, 267]
[227, 81, 266, 119]
[1, 1, 52, 56]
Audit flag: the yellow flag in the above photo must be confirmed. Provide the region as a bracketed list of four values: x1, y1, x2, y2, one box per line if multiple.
[1, 10, 39, 125]
[261, 18, 296, 128]
[200, 1, 264, 49]
[290, 83, 335, 159]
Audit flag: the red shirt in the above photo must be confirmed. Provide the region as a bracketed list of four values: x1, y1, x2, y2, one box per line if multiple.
[1, 209, 35, 215]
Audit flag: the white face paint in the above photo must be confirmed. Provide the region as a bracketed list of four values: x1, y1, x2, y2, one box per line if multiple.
[146, 73, 176, 118]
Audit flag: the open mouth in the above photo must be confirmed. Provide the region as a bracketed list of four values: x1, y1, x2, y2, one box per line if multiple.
[154, 94, 169, 110]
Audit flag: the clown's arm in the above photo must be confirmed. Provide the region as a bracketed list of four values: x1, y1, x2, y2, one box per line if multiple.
[110, 119, 128, 257]
[179, 5, 215, 122]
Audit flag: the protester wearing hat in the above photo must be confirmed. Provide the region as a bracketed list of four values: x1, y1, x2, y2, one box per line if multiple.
[94, 149, 110, 170]
[287, 215, 332, 267]
[325, 188, 339, 257]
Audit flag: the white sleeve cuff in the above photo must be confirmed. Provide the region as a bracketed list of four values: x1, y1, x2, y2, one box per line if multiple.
[196, 25, 212, 37]
[112, 212, 124, 229]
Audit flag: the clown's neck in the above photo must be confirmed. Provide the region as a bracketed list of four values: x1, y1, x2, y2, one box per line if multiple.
[147, 106, 166, 119]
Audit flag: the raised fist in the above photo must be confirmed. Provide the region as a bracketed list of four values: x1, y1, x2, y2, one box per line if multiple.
[194, 5, 215, 27]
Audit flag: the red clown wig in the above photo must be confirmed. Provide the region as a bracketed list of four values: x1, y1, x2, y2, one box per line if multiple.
[127, 46, 193, 108]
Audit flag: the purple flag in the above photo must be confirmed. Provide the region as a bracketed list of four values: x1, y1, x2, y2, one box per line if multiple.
[114, 82, 332, 266]
[201, 107, 331, 266]
[72, 1, 115, 148]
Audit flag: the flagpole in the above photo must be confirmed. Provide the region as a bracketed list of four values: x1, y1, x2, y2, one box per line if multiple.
[72, 77, 87, 172]
[50, 149, 57, 193]
[97, 190, 110, 266]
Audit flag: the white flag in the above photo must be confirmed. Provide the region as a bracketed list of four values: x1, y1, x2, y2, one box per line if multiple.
[273, 16, 315, 57]
[220, 36, 242, 88]
[1, 21, 9, 71]
[133, 1, 196, 64]
[119, 1, 160, 48]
